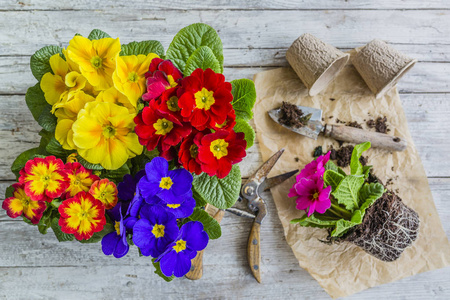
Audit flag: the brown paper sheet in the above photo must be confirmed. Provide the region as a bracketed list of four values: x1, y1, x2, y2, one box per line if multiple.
[253, 54, 450, 298]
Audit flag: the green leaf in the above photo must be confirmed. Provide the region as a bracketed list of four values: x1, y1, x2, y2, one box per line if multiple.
[11, 147, 45, 178]
[38, 105, 57, 132]
[231, 79, 257, 121]
[51, 217, 74, 242]
[331, 219, 358, 237]
[77, 156, 104, 171]
[166, 23, 223, 73]
[46, 137, 69, 157]
[192, 189, 208, 207]
[25, 83, 48, 122]
[332, 175, 365, 211]
[120, 40, 165, 57]
[325, 160, 338, 172]
[188, 208, 222, 240]
[30, 45, 63, 81]
[184, 46, 221, 76]
[323, 170, 344, 191]
[78, 222, 114, 243]
[101, 163, 131, 184]
[152, 259, 175, 282]
[37, 204, 53, 234]
[88, 29, 111, 40]
[350, 142, 371, 175]
[291, 213, 338, 228]
[192, 165, 241, 209]
[233, 119, 255, 149]
[362, 165, 372, 179]
[358, 182, 385, 211]
[5, 185, 15, 198]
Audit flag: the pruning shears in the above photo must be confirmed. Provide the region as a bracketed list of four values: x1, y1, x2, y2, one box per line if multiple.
[226, 148, 298, 283]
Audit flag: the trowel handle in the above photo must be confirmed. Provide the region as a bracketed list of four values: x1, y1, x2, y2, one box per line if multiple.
[323, 124, 407, 152]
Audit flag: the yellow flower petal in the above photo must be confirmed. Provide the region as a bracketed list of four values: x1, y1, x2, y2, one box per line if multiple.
[96, 87, 135, 114]
[49, 54, 69, 78]
[72, 115, 103, 149]
[55, 118, 75, 150]
[40, 73, 66, 105]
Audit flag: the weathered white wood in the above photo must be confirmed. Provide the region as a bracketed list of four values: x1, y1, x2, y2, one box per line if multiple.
[0, 10, 450, 56]
[2, 0, 450, 10]
[0, 93, 449, 179]
[1, 57, 449, 95]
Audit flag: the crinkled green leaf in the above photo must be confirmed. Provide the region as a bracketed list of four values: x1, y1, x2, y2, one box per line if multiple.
[350, 142, 371, 175]
[231, 79, 256, 121]
[51, 217, 74, 242]
[30, 45, 63, 81]
[332, 175, 365, 211]
[192, 189, 208, 207]
[331, 219, 358, 237]
[291, 213, 339, 228]
[5, 185, 15, 199]
[77, 156, 104, 171]
[11, 147, 46, 178]
[37, 203, 53, 234]
[359, 182, 385, 211]
[325, 160, 338, 172]
[184, 46, 221, 76]
[120, 40, 164, 57]
[166, 23, 223, 73]
[38, 104, 57, 132]
[152, 258, 175, 282]
[46, 137, 70, 157]
[192, 165, 241, 209]
[25, 83, 48, 122]
[188, 208, 222, 240]
[101, 163, 130, 184]
[78, 222, 114, 244]
[233, 119, 255, 149]
[323, 170, 344, 191]
[88, 29, 111, 40]
[362, 165, 372, 179]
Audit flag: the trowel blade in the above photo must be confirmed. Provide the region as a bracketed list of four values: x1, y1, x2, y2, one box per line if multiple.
[268, 105, 324, 140]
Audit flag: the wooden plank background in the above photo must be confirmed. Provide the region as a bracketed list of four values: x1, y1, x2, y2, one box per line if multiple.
[0, 0, 449, 299]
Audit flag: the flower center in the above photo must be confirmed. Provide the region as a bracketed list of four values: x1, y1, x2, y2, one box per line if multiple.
[159, 176, 173, 190]
[102, 125, 116, 138]
[114, 221, 121, 235]
[173, 239, 187, 253]
[90, 56, 103, 69]
[194, 88, 215, 110]
[22, 197, 30, 206]
[166, 203, 181, 209]
[128, 71, 139, 83]
[166, 75, 178, 89]
[153, 118, 174, 135]
[167, 96, 180, 112]
[312, 191, 319, 200]
[189, 144, 199, 158]
[210, 139, 229, 159]
[152, 223, 165, 238]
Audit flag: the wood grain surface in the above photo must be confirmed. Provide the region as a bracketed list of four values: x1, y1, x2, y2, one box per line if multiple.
[0, 1, 449, 299]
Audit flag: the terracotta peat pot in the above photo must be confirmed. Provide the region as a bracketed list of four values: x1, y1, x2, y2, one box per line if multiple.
[343, 191, 420, 262]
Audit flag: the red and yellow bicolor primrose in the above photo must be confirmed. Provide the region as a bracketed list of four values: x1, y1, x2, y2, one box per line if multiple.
[89, 178, 118, 210]
[58, 191, 106, 240]
[64, 162, 100, 198]
[2, 183, 47, 224]
[19, 156, 68, 202]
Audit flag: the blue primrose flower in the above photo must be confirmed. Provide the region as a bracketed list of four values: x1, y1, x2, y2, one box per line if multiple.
[139, 157, 193, 205]
[118, 170, 146, 202]
[132, 205, 179, 258]
[145, 190, 196, 219]
[101, 203, 129, 258]
[157, 221, 209, 278]
[123, 187, 145, 230]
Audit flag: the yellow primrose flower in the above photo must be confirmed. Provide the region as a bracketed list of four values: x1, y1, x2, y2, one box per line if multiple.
[96, 87, 136, 114]
[40, 54, 86, 107]
[113, 53, 159, 107]
[55, 91, 96, 150]
[72, 101, 143, 170]
[66, 36, 121, 91]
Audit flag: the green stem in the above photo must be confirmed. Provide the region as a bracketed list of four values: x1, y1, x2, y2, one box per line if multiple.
[329, 202, 352, 220]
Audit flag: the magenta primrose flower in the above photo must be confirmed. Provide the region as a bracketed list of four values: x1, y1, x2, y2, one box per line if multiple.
[296, 151, 330, 180]
[288, 176, 331, 217]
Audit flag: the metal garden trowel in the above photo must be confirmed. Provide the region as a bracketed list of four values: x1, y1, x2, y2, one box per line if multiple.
[268, 105, 407, 152]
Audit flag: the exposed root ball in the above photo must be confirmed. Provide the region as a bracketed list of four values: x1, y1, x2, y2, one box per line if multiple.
[344, 191, 420, 262]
